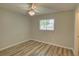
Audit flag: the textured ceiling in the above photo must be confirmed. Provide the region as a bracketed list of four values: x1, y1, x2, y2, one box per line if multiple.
[0, 3, 77, 15]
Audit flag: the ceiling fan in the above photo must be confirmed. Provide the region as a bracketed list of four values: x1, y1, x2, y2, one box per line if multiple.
[27, 3, 39, 16]
[26, 3, 54, 16]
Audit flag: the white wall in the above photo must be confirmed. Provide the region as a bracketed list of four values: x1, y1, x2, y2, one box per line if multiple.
[0, 8, 30, 49]
[30, 11, 75, 49]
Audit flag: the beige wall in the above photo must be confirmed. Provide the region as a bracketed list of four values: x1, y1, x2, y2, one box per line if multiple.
[30, 11, 75, 49]
[0, 8, 75, 50]
[0, 8, 30, 49]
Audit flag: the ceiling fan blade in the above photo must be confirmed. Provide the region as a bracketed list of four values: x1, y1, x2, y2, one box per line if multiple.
[31, 3, 37, 10]
[25, 3, 32, 10]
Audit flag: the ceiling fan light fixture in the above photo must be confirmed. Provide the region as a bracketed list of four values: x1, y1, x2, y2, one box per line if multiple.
[28, 10, 35, 16]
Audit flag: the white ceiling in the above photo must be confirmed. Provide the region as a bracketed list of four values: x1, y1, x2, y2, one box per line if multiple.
[0, 3, 77, 15]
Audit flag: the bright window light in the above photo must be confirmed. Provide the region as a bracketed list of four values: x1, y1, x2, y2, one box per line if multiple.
[40, 19, 54, 31]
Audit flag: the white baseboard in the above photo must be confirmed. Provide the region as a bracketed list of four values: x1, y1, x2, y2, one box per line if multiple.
[0, 39, 30, 51]
[31, 39, 73, 50]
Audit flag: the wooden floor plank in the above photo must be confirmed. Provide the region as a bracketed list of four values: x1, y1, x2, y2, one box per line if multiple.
[37, 44, 50, 56]
[53, 46, 59, 56]
[57, 47, 63, 56]
[25, 43, 44, 56]
[13, 41, 40, 56]
[0, 40, 74, 56]
[31, 44, 47, 56]
[0, 40, 35, 56]
[64, 48, 68, 56]
[46, 45, 55, 56]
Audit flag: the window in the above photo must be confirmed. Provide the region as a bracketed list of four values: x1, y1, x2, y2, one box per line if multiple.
[40, 19, 54, 31]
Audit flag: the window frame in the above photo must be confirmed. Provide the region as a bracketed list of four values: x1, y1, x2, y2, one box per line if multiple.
[39, 19, 55, 31]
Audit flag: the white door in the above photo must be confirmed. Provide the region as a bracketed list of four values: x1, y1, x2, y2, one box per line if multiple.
[74, 6, 79, 55]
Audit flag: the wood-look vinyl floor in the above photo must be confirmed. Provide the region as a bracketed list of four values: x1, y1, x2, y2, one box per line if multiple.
[0, 40, 74, 56]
